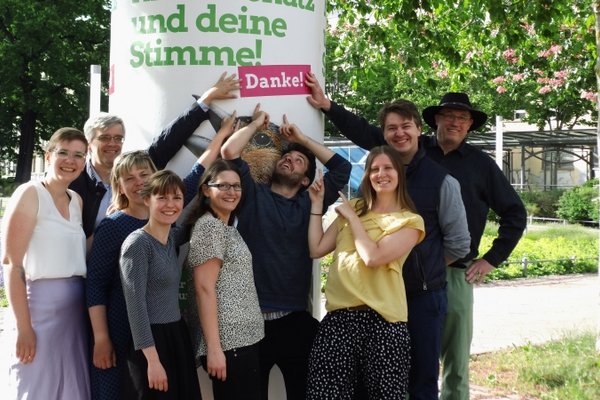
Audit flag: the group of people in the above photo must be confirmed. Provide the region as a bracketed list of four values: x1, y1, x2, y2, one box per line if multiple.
[1, 69, 526, 400]
[305, 73, 527, 399]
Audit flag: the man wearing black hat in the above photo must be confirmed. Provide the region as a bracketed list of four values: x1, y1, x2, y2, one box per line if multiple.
[421, 93, 526, 400]
[306, 73, 471, 400]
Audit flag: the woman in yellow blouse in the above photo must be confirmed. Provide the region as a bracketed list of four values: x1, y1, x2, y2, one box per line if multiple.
[306, 145, 425, 400]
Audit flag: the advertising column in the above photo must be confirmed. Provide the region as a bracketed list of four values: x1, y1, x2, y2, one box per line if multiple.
[109, 1, 326, 398]
[109, 0, 326, 175]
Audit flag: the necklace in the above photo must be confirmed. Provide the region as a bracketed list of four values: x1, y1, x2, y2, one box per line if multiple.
[41, 180, 71, 200]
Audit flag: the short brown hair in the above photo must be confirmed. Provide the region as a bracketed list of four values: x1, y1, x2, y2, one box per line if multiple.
[140, 170, 185, 199]
[378, 100, 423, 130]
[45, 127, 87, 153]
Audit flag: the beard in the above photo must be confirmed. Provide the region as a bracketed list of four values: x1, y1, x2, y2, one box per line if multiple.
[271, 168, 305, 188]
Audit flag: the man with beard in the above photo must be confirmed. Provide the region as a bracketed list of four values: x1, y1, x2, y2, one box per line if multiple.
[221, 106, 351, 400]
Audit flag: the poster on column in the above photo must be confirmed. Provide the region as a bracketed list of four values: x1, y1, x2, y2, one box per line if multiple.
[109, 1, 326, 398]
[109, 0, 326, 178]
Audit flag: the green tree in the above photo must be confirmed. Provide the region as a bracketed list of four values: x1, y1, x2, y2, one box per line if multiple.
[326, 0, 596, 131]
[0, 0, 110, 183]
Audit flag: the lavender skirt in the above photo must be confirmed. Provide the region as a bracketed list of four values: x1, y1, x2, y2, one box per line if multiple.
[7, 277, 90, 399]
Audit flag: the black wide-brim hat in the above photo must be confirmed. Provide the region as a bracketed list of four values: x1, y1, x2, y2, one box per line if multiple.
[422, 92, 488, 132]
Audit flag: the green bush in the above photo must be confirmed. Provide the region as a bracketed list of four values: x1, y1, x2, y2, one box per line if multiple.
[0, 177, 18, 197]
[482, 224, 598, 280]
[320, 224, 598, 284]
[556, 180, 598, 224]
[519, 189, 563, 218]
[320, 253, 334, 292]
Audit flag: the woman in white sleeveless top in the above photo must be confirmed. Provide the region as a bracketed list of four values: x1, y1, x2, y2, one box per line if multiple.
[2, 127, 90, 399]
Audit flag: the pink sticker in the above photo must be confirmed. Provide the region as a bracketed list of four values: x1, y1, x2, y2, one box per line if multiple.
[238, 65, 311, 98]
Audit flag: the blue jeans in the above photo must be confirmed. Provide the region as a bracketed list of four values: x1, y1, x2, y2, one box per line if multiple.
[407, 287, 448, 400]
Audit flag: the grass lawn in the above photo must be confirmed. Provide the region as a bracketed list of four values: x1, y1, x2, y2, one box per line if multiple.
[470, 332, 600, 399]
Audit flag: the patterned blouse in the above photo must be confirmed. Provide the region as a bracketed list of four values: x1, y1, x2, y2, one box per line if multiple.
[186, 213, 264, 361]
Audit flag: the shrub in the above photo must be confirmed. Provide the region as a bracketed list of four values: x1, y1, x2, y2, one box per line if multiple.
[320, 253, 334, 292]
[482, 225, 598, 280]
[556, 179, 598, 224]
[519, 189, 563, 218]
[0, 177, 17, 197]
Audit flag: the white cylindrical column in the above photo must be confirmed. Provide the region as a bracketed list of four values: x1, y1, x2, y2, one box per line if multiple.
[109, 0, 326, 176]
[109, 2, 326, 398]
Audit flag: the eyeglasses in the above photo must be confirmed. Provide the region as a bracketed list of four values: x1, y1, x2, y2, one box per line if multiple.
[95, 135, 125, 144]
[54, 149, 86, 161]
[438, 113, 472, 123]
[207, 183, 242, 192]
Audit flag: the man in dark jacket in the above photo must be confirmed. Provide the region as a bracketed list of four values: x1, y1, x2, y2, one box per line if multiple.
[70, 72, 240, 239]
[421, 93, 526, 400]
[306, 73, 470, 400]
[221, 108, 352, 400]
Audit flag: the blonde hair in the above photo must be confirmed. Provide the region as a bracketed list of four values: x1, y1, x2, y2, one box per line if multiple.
[110, 150, 157, 210]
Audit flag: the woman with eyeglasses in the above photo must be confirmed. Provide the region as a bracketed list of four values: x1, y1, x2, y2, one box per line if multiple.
[184, 159, 263, 400]
[2, 128, 91, 399]
[85, 115, 237, 399]
[119, 170, 201, 399]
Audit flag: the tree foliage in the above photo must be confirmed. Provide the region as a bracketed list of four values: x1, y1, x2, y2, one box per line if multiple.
[1, 1, 598, 180]
[0, 0, 110, 182]
[325, 0, 597, 134]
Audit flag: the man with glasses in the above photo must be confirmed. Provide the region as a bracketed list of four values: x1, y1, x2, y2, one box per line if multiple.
[221, 107, 351, 400]
[421, 93, 526, 400]
[70, 72, 240, 238]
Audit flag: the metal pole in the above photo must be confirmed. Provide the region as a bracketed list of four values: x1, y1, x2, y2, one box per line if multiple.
[89, 65, 101, 117]
[495, 115, 504, 170]
[592, 0, 600, 355]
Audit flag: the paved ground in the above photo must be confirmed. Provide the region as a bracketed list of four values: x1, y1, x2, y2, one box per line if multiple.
[471, 273, 598, 354]
[468, 273, 598, 399]
[1, 273, 598, 399]
[320, 273, 599, 399]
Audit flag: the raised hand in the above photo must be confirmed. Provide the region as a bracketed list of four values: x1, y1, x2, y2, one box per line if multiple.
[251, 103, 269, 130]
[334, 191, 357, 221]
[280, 114, 306, 144]
[201, 72, 241, 104]
[305, 72, 331, 111]
[218, 110, 239, 139]
[308, 170, 325, 204]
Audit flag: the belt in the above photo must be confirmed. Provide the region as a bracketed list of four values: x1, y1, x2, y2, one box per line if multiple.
[449, 261, 470, 269]
[262, 310, 292, 321]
